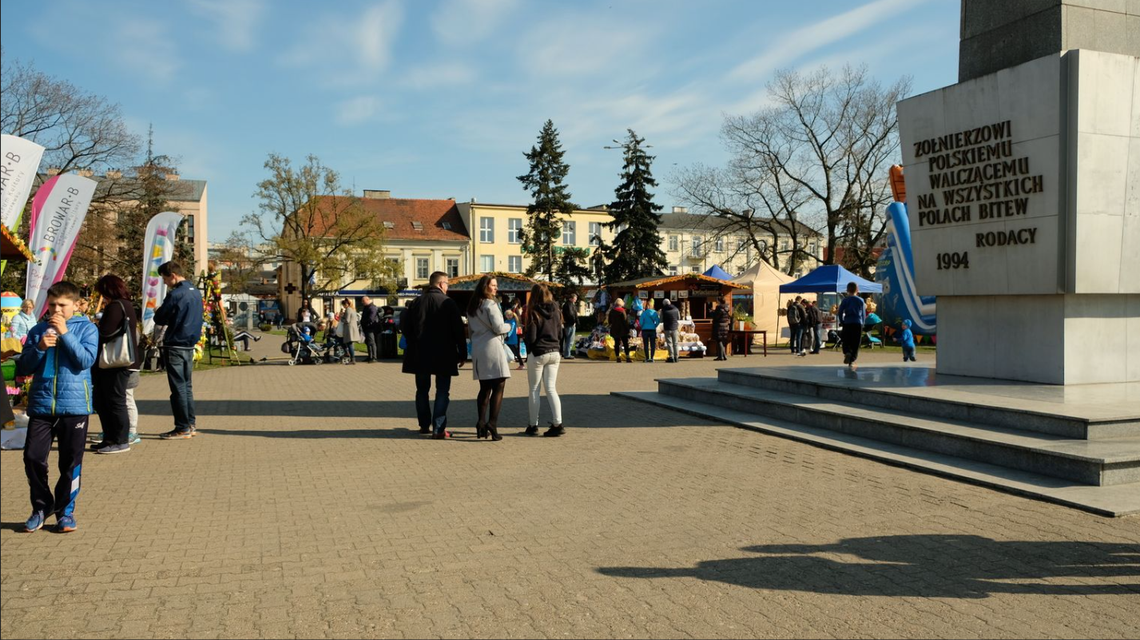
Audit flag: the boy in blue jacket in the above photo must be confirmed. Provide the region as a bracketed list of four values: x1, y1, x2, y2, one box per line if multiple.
[899, 319, 917, 362]
[16, 281, 99, 533]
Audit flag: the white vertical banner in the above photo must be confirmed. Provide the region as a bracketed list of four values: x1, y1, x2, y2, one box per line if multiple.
[24, 173, 97, 317]
[140, 211, 184, 335]
[0, 134, 46, 229]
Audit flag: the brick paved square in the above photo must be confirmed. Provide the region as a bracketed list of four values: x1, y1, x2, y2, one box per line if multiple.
[3, 345, 1138, 638]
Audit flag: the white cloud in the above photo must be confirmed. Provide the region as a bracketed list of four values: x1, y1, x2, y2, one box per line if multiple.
[518, 14, 657, 77]
[114, 18, 181, 83]
[188, 0, 266, 52]
[728, 0, 926, 82]
[431, 0, 519, 42]
[280, 1, 404, 85]
[336, 96, 383, 126]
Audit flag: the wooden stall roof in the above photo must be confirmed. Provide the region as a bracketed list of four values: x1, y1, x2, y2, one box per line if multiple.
[607, 273, 748, 291]
[1, 224, 34, 262]
[441, 272, 563, 292]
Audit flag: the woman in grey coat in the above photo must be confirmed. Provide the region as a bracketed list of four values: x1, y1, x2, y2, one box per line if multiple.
[339, 298, 363, 365]
[467, 276, 511, 441]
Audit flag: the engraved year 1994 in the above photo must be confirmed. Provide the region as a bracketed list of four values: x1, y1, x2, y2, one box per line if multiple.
[936, 252, 969, 270]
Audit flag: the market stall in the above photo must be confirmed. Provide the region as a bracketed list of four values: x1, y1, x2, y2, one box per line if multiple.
[596, 273, 748, 360]
[776, 264, 882, 347]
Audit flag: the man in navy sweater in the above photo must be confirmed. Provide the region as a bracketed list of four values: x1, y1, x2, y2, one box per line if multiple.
[153, 261, 204, 440]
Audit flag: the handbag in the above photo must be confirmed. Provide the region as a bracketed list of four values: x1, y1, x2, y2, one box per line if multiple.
[99, 301, 137, 369]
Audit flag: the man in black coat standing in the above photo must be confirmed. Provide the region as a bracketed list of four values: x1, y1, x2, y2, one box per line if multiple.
[560, 293, 579, 359]
[360, 296, 382, 362]
[400, 272, 467, 437]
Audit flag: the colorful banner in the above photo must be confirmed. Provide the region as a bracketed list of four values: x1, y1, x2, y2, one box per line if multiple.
[140, 211, 184, 335]
[1, 134, 46, 230]
[24, 173, 97, 318]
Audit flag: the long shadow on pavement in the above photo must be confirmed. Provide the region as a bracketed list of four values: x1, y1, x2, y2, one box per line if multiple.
[597, 534, 1140, 598]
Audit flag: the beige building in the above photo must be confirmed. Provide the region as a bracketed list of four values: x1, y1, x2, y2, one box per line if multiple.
[279, 191, 470, 317]
[658, 208, 823, 279]
[456, 201, 615, 278]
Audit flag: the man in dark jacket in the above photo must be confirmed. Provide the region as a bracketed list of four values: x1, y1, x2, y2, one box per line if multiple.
[560, 293, 578, 359]
[360, 296, 382, 362]
[806, 300, 823, 355]
[153, 261, 204, 440]
[607, 299, 632, 363]
[401, 272, 467, 436]
[711, 300, 732, 361]
[660, 298, 681, 363]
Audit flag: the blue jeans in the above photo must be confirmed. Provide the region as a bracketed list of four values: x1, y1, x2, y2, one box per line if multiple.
[563, 324, 576, 357]
[164, 347, 196, 432]
[790, 325, 803, 352]
[415, 373, 452, 434]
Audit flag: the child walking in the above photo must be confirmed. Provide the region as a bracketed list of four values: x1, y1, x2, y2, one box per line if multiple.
[899, 319, 917, 362]
[16, 282, 99, 533]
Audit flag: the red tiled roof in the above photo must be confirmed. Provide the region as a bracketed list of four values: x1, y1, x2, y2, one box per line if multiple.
[308, 196, 470, 241]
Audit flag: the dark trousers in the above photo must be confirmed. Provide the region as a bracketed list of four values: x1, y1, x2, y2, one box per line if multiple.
[613, 334, 631, 361]
[811, 324, 822, 353]
[789, 324, 801, 352]
[92, 367, 131, 444]
[841, 323, 863, 364]
[642, 330, 657, 361]
[507, 342, 522, 366]
[364, 330, 379, 361]
[164, 347, 196, 432]
[563, 324, 576, 357]
[415, 373, 452, 434]
[343, 341, 356, 362]
[717, 340, 729, 359]
[24, 415, 89, 518]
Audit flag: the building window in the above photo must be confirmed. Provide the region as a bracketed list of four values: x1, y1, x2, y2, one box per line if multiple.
[715, 237, 724, 253]
[479, 255, 494, 272]
[355, 260, 368, 279]
[562, 221, 576, 246]
[590, 222, 602, 246]
[809, 241, 818, 255]
[690, 266, 699, 273]
[508, 218, 522, 244]
[759, 240, 768, 254]
[668, 265, 678, 276]
[737, 239, 745, 253]
[445, 258, 459, 278]
[780, 238, 790, 251]
[508, 255, 522, 273]
[480, 217, 494, 243]
[415, 257, 430, 280]
[668, 235, 678, 251]
[185, 214, 195, 241]
[691, 236, 702, 258]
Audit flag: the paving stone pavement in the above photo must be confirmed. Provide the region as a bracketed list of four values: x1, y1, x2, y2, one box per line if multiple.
[2, 338, 1138, 639]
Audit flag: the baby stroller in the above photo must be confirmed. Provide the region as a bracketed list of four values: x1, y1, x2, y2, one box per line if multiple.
[283, 322, 350, 365]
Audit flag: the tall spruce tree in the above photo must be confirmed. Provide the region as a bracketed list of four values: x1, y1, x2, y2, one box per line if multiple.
[118, 127, 182, 292]
[601, 129, 666, 284]
[517, 120, 576, 281]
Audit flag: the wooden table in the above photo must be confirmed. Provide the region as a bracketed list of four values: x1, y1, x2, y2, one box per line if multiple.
[728, 330, 767, 357]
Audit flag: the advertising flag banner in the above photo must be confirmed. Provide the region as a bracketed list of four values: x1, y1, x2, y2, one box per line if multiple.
[140, 211, 184, 334]
[0, 134, 47, 229]
[24, 173, 97, 317]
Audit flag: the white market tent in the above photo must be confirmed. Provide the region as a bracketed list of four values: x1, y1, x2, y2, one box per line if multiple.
[731, 261, 796, 336]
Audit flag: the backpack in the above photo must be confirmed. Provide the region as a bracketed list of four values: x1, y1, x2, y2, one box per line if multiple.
[788, 304, 802, 325]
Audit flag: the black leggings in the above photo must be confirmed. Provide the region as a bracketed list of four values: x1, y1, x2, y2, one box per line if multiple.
[507, 343, 522, 365]
[477, 378, 507, 427]
[92, 367, 131, 444]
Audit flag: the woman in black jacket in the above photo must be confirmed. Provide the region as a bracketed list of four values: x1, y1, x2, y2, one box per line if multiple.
[711, 300, 732, 361]
[91, 274, 142, 454]
[523, 284, 564, 437]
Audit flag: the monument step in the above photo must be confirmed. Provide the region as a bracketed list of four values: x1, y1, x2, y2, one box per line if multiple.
[613, 390, 1140, 518]
[715, 367, 1140, 440]
[654, 378, 1140, 487]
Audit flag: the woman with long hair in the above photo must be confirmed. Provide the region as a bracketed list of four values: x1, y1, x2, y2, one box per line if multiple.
[466, 276, 511, 441]
[523, 284, 564, 437]
[90, 274, 141, 454]
[339, 298, 362, 365]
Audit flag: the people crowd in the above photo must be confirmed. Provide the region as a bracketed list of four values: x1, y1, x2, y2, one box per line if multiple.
[4, 261, 889, 535]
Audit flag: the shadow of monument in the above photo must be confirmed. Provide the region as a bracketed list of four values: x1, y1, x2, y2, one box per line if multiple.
[598, 534, 1140, 599]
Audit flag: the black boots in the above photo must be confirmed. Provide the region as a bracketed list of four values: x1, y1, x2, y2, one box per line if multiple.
[543, 425, 564, 437]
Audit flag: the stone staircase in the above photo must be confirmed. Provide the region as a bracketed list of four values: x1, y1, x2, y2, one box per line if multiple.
[614, 366, 1140, 516]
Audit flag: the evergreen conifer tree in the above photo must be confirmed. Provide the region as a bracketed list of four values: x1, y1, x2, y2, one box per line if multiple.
[517, 120, 576, 281]
[601, 129, 666, 284]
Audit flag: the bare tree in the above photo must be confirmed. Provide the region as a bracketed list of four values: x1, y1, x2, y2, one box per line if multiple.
[675, 65, 910, 277]
[245, 153, 400, 302]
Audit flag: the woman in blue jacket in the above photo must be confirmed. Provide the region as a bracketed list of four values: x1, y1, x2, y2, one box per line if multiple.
[638, 303, 660, 363]
[16, 281, 99, 533]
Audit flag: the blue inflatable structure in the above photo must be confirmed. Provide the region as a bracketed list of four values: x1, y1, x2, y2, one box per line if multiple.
[875, 202, 937, 335]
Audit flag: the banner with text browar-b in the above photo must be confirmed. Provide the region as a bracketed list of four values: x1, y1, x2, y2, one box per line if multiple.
[25, 173, 97, 317]
[0, 134, 47, 229]
[140, 211, 184, 335]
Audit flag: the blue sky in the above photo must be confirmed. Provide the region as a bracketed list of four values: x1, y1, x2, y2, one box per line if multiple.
[1, 0, 959, 242]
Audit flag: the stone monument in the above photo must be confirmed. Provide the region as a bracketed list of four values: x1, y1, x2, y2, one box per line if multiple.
[896, 0, 1140, 384]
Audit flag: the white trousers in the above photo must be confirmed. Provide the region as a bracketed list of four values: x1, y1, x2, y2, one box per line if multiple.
[526, 351, 562, 426]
